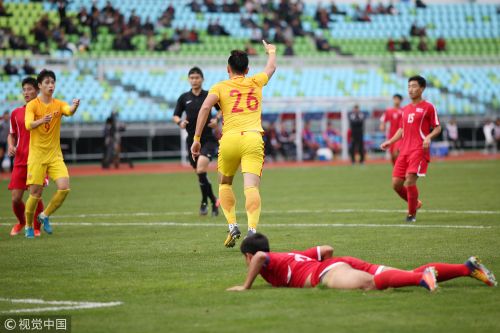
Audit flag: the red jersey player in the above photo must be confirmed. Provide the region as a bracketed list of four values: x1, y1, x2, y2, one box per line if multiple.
[380, 76, 441, 223]
[7, 77, 44, 236]
[380, 94, 403, 165]
[227, 233, 497, 292]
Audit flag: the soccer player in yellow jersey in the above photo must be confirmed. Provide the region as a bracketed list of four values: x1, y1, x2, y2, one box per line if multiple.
[23, 69, 80, 239]
[191, 40, 277, 248]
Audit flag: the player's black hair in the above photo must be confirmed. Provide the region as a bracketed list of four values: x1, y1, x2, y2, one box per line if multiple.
[188, 66, 204, 78]
[228, 50, 249, 75]
[37, 69, 56, 84]
[408, 75, 426, 88]
[393, 94, 403, 100]
[21, 77, 39, 90]
[240, 233, 270, 255]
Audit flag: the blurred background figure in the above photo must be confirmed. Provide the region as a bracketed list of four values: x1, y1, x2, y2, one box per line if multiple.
[495, 119, 500, 153]
[0, 111, 10, 172]
[103, 110, 129, 169]
[302, 120, 320, 160]
[445, 118, 462, 155]
[323, 122, 341, 159]
[263, 122, 282, 162]
[348, 105, 366, 164]
[482, 119, 495, 154]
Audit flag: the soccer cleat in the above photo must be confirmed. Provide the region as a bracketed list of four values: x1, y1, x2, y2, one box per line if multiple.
[211, 199, 220, 217]
[465, 256, 497, 287]
[406, 215, 416, 223]
[10, 223, 24, 236]
[199, 202, 208, 216]
[38, 214, 53, 234]
[34, 229, 41, 237]
[419, 266, 438, 292]
[224, 226, 241, 248]
[25, 227, 35, 239]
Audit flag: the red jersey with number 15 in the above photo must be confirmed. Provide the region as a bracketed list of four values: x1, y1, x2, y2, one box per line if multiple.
[9, 106, 31, 167]
[398, 100, 440, 159]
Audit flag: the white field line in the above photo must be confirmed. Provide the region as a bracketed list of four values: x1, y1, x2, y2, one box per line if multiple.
[0, 221, 491, 229]
[0, 298, 122, 314]
[0, 208, 499, 221]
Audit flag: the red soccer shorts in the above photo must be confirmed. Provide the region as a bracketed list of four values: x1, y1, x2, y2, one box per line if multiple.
[392, 150, 428, 179]
[8, 165, 28, 190]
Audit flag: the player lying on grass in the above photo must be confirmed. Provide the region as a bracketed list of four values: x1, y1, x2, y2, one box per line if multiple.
[227, 233, 497, 292]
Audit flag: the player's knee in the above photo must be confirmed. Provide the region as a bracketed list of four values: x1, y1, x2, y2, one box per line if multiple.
[11, 193, 23, 204]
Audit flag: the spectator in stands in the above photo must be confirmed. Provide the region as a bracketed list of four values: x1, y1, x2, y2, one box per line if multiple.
[3, 58, 18, 75]
[323, 122, 342, 158]
[284, 40, 295, 56]
[400, 37, 411, 51]
[0, 0, 12, 17]
[417, 36, 428, 52]
[290, 18, 305, 36]
[302, 121, 320, 160]
[495, 119, 500, 152]
[278, 122, 296, 160]
[207, 19, 229, 36]
[205, 0, 218, 13]
[57, 0, 67, 22]
[375, 2, 386, 14]
[158, 5, 175, 28]
[78, 32, 91, 52]
[436, 36, 446, 52]
[415, 0, 427, 9]
[314, 33, 331, 52]
[353, 4, 371, 22]
[189, 0, 202, 13]
[156, 32, 173, 51]
[348, 105, 366, 164]
[8, 31, 29, 50]
[22, 59, 35, 75]
[274, 26, 286, 44]
[365, 0, 373, 14]
[32, 19, 50, 49]
[387, 1, 397, 15]
[483, 119, 495, 154]
[147, 35, 156, 51]
[241, 13, 257, 29]
[222, 0, 239, 13]
[250, 26, 262, 43]
[263, 122, 282, 162]
[143, 17, 155, 35]
[330, 1, 347, 15]
[387, 38, 396, 52]
[445, 118, 461, 154]
[77, 7, 90, 26]
[315, 6, 331, 28]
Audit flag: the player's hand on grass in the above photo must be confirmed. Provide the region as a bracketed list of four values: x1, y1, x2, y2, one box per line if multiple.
[191, 141, 201, 159]
[179, 120, 189, 129]
[7, 144, 16, 157]
[226, 285, 247, 292]
[380, 141, 390, 150]
[208, 118, 217, 129]
[262, 40, 276, 55]
[423, 137, 431, 149]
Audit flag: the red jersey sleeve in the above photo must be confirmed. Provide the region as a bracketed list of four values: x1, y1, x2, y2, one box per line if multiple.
[427, 103, 440, 128]
[292, 246, 322, 261]
[10, 110, 17, 135]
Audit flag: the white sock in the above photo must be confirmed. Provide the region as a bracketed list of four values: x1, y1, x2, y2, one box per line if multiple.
[228, 223, 238, 232]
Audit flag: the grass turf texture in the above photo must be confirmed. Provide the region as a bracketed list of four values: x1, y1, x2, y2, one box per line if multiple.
[0, 160, 499, 333]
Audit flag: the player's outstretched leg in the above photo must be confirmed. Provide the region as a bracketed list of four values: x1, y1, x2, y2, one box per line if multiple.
[24, 194, 40, 239]
[39, 189, 70, 234]
[219, 184, 240, 247]
[374, 267, 438, 292]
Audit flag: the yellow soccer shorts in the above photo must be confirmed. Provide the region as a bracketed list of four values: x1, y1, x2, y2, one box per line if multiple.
[27, 159, 69, 185]
[218, 131, 265, 177]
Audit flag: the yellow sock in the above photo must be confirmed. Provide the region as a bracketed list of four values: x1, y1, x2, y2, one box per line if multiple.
[219, 184, 237, 224]
[25, 195, 41, 228]
[44, 189, 70, 216]
[244, 186, 261, 231]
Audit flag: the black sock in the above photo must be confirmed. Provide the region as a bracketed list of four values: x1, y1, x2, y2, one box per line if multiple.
[197, 173, 209, 204]
[198, 172, 217, 204]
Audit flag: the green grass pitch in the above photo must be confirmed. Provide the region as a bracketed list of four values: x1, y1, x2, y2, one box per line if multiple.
[1, 160, 499, 333]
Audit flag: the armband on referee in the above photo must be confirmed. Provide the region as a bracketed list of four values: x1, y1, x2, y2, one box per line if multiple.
[193, 135, 201, 142]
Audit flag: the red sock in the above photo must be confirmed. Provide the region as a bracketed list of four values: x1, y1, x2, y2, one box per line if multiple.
[406, 185, 419, 215]
[394, 186, 408, 202]
[12, 201, 26, 225]
[413, 263, 470, 282]
[374, 269, 422, 290]
[34, 200, 44, 230]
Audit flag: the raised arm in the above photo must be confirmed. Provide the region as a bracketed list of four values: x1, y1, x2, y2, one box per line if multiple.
[262, 40, 277, 80]
[227, 251, 267, 291]
[65, 98, 80, 116]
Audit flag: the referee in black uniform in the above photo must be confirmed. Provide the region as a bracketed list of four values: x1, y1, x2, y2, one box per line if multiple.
[173, 67, 220, 216]
[348, 104, 366, 164]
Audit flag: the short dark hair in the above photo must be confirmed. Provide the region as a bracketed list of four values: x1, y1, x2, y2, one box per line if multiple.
[21, 77, 39, 90]
[240, 233, 270, 255]
[393, 94, 403, 100]
[188, 66, 204, 78]
[37, 69, 56, 84]
[228, 50, 249, 75]
[408, 75, 426, 88]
